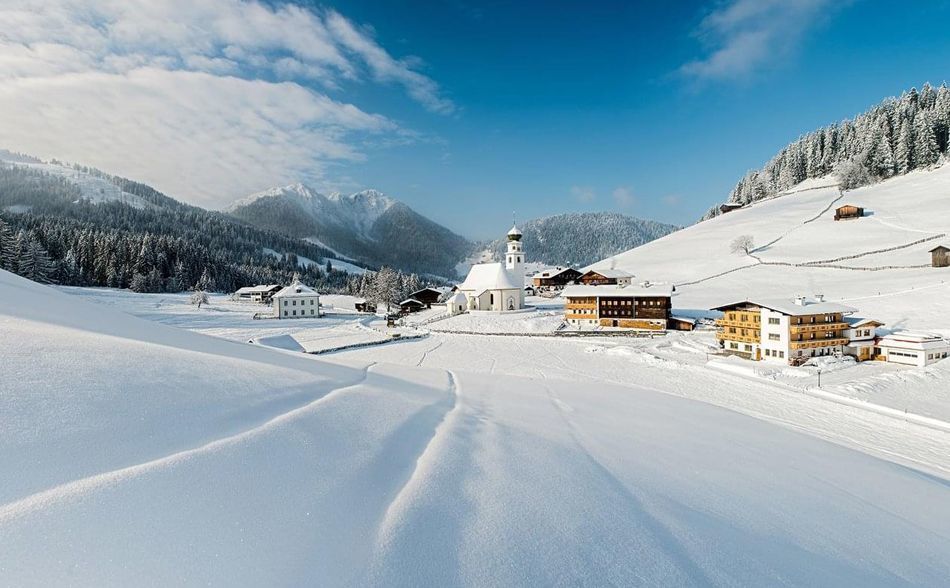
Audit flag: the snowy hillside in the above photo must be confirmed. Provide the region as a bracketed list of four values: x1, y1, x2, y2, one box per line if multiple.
[486, 212, 678, 268]
[5, 268, 950, 584]
[228, 183, 473, 277]
[592, 164, 950, 330]
[0, 155, 152, 209]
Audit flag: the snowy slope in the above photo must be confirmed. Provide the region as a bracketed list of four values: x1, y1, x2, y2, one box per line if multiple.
[0, 156, 151, 209]
[591, 164, 950, 330]
[5, 270, 950, 585]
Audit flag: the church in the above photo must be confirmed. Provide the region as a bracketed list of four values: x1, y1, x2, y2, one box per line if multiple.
[456, 225, 526, 312]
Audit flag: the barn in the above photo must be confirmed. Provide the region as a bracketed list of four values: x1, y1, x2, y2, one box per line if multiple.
[834, 204, 864, 221]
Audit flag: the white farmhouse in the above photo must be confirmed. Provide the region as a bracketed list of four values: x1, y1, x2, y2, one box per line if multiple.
[456, 225, 526, 312]
[842, 317, 885, 361]
[273, 280, 321, 319]
[875, 332, 950, 367]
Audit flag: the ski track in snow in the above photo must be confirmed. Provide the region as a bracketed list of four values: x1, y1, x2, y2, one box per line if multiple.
[0, 362, 378, 524]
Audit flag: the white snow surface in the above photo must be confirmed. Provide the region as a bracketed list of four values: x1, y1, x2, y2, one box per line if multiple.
[5, 265, 950, 584]
[592, 164, 950, 331]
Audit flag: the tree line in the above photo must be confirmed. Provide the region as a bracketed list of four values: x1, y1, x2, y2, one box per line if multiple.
[0, 163, 446, 297]
[713, 83, 950, 217]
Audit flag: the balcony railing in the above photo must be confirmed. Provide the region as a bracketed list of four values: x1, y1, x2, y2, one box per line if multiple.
[789, 322, 849, 334]
[716, 331, 760, 344]
[789, 338, 848, 350]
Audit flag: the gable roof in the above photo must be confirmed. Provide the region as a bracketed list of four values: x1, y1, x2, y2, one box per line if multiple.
[410, 287, 444, 297]
[235, 284, 281, 294]
[531, 266, 576, 279]
[843, 316, 884, 328]
[273, 282, 319, 298]
[928, 245, 950, 253]
[447, 291, 468, 304]
[399, 298, 425, 306]
[581, 268, 633, 279]
[712, 297, 856, 316]
[457, 262, 522, 292]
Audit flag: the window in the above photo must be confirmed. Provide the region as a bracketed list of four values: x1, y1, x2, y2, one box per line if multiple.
[292, 310, 296, 316]
[292, 300, 296, 306]
[768, 334, 780, 341]
[768, 318, 780, 325]
[310, 300, 314, 305]
[283, 311, 287, 316]
[779, 351, 784, 358]
[283, 300, 287, 306]
[310, 309, 315, 315]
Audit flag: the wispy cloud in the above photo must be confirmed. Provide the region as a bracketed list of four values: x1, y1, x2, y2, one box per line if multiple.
[679, 0, 838, 82]
[0, 0, 454, 208]
[612, 186, 636, 209]
[571, 185, 596, 204]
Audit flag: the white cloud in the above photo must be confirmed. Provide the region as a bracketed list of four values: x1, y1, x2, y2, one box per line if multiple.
[612, 186, 636, 208]
[0, 0, 454, 208]
[679, 0, 837, 82]
[570, 185, 596, 203]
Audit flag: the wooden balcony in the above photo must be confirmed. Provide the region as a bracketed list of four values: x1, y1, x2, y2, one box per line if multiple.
[716, 331, 760, 344]
[789, 322, 849, 334]
[789, 338, 848, 350]
[716, 319, 759, 329]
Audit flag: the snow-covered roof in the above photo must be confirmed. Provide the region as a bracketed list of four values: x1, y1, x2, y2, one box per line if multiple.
[582, 269, 633, 279]
[507, 224, 522, 238]
[531, 266, 574, 279]
[843, 316, 884, 328]
[410, 287, 446, 297]
[670, 316, 697, 325]
[878, 331, 949, 351]
[457, 262, 522, 292]
[562, 283, 673, 298]
[235, 284, 281, 294]
[273, 282, 319, 298]
[400, 298, 425, 306]
[447, 291, 468, 304]
[928, 245, 950, 252]
[713, 297, 856, 316]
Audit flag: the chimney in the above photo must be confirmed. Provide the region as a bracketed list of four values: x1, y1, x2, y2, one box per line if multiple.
[814, 293, 825, 302]
[794, 296, 806, 306]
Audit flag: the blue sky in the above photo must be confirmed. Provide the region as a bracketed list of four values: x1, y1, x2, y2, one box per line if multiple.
[2, 1, 950, 239]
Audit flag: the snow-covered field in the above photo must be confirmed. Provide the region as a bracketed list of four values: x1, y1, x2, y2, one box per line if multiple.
[6, 166, 950, 586]
[2, 271, 948, 584]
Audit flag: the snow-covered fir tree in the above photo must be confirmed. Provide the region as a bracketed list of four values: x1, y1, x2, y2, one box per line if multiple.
[710, 83, 950, 219]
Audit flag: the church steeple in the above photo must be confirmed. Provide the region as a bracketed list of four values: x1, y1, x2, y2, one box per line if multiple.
[505, 221, 524, 275]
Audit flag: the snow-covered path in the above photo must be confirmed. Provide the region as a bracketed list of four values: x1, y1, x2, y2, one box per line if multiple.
[4, 273, 950, 585]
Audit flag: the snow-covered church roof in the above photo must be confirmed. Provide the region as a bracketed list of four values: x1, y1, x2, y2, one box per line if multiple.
[273, 281, 319, 299]
[457, 262, 522, 293]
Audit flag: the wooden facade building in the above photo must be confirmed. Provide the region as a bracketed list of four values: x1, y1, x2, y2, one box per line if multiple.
[531, 266, 582, 288]
[712, 296, 862, 364]
[562, 283, 673, 330]
[929, 245, 950, 267]
[834, 204, 864, 221]
[578, 269, 633, 286]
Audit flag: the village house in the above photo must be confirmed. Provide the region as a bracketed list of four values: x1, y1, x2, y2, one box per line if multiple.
[531, 266, 582, 289]
[233, 284, 282, 303]
[719, 202, 743, 214]
[398, 298, 426, 315]
[834, 204, 864, 221]
[562, 282, 673, 330]
[929, 245, 950, 267]
[272, 280, 321, 319]
[578, 269, 634, 286]
[874, 332, 950, 367]
[456, 225, 526, 312]
[713, 296, 860, 363]
[842, 317, 885, 361]
[407, 287, 446, 308]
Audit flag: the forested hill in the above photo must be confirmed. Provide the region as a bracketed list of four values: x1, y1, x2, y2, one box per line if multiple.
[708, 83, 950, 219]
[0, 161, 433, 295]
[489, 212, 678, 267]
